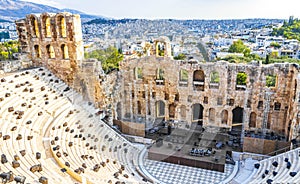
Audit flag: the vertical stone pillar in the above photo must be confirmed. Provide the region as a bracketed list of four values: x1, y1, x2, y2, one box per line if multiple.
[128, 83, 133, 122]
[144, 84, 149, 127]
[133, 81, 137, 122]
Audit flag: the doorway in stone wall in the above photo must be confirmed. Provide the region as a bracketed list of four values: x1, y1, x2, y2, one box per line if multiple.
[232, 107, 244, 131]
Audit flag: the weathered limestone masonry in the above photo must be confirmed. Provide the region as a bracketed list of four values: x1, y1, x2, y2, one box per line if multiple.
[115, 54, 300, 141]
[15, 13, 109, 109]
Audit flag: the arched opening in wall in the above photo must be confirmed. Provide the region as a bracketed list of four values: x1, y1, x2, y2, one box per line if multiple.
[61, 44, 69, 59]
[180, 105, 186, 119]
[179, 69, 188, 86]
[210, 71, 219, 89]
[249, 112, 256, 128]
[57, 15, 67, 37]
[116, 102, 122, 120]
[266, 75, 277, 88]
[46, 44, 55, 58]
[221, 110, 228, 125]
[156, 68, 164, 85]
[156, 100, 165, 117]
[209, 108, 216, 124]
[137, 101, 142, 114]
[274, 102, 281, 111]
[34, 45, 41, 58]
[192, 103, 204, 125]
[30, 16, 39, 37]
[193, 70, 205, 91]
[232, 107, 244, 131]
[236, 72, 247, 90]
[169, 103, 176, 119]
[134, 67, 143, 80]
[156, 42, 165, 56]
[42, 15, 51, 38]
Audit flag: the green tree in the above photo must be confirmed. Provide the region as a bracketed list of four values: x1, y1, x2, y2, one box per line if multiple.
[85, 46, 124, 74]
[228, 39, 251, 57]
[210, 71, 220, 83]
[272, 17, 300, 41]
[266, 75, 276, 87]
[0, 40, 19, 61]
[174, 53, 186, 60]
[236, 72, 247, 85]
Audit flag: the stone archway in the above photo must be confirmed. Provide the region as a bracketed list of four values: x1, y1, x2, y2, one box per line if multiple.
[156, 100, 165, 117]
[169, 103, 176, 119]
[232, 107, 244, 131]
[249, 112, 256, 128]
[192, 103, 204, 125]
[209, 108, 216, 124]
[221, 110, 228, 125]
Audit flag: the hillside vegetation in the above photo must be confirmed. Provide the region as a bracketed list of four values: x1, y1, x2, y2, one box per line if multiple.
[272, 16, 300, 41]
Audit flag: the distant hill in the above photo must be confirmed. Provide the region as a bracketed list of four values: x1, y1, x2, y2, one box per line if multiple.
[0, 19, 11, 23]
[0, 0, 104, 21]
[85, 18, 138, 25]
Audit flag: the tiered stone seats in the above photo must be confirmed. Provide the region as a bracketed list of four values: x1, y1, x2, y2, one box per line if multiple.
[0, 68, 148, 184]
[247, 147, 300, 184]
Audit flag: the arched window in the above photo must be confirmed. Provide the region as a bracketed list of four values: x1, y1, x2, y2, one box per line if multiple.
[221, 110, 228, 124]
[157, 68, 164, 80]
[30, 16, 39, 37]
[266, 75, 277, 88]
[57, 15, 67, 37]
[134, 67, 143, 79]
[210, 71, 220, 84]
[209, 108, 216, 123]
[232, 107, 244, 130]
[156, 101, 165, 117]
[192, 103, 204, 121]
[156, 42, 165, 56]
[46, 45, 55, 58]
[137, 101, 142, 114]
[249, 112, 256, 128]
[42, 16, 51, 38]
[193, 70, 205, 91]
[180, 105, 186, 119]
[61, 44, 69, 59]
[169, 104, 176, 118]
[179, 69, 188, 81]
[236, 72, 247, 90]
[34, 45, 41, 58]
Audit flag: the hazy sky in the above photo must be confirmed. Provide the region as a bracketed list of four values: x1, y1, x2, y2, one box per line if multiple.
[22, 0, 300, 20]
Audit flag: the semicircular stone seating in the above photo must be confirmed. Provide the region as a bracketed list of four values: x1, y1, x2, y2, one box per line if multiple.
[0, 68, 148, 184]
[248, 147, 300, 184]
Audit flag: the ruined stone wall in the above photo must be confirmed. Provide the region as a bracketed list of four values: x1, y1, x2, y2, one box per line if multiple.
[115, 56, 300, 140]
[16, 12, 84, 83]
[15, 13, 109, 109]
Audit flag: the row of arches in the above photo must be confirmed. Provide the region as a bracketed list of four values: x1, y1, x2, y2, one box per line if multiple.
[33, 44, 69, 59]
[29, 14, 67, 38]
[117, 100, 275, 130]
[133, 67, 278, 89]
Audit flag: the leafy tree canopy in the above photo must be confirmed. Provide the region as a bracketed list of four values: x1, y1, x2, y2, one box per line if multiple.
[85, 46, 124, 74]
[228, 39, 251, 57]
[272, 17, 300, 41]
[0, 40, 19, 61]
[174, 53, 186, 60]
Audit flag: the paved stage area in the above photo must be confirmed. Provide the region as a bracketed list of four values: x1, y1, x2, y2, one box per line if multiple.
[144, 159, 235, 184]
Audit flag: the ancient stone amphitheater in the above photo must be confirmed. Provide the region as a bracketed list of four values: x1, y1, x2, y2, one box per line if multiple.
[0, 12, 298, 184]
